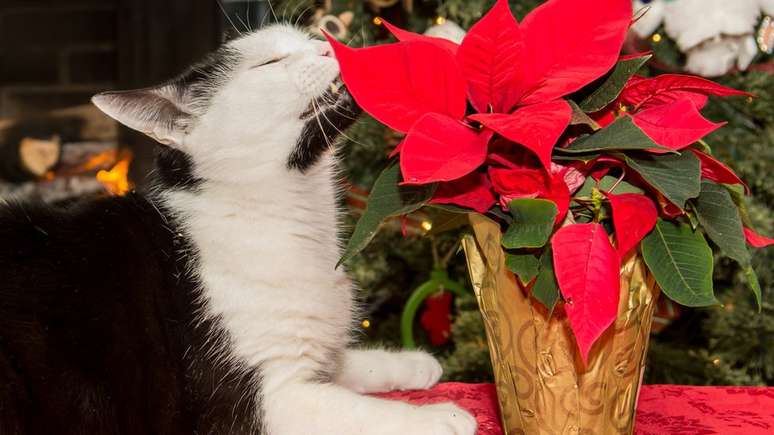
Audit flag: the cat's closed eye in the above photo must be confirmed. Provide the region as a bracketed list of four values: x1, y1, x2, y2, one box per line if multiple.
[250, 57, 285, 69]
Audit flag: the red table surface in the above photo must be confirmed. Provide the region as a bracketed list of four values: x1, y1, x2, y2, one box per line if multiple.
[381, 383, 774, 435]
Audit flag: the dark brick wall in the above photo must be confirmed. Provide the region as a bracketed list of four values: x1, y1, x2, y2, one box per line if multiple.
[0, 1, 119, 118]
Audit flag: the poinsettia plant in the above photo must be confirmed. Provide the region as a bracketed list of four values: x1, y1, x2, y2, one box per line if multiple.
[331, 0, 774, 362]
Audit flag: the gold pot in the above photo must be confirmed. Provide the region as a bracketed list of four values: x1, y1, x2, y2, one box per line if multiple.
[461, 214, 660, 435]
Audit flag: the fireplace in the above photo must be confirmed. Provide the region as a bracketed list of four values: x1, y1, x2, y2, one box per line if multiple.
[0, 0, 229, 202]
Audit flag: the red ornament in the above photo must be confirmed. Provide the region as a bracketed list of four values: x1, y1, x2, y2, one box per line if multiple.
[420, 291, 454, 346]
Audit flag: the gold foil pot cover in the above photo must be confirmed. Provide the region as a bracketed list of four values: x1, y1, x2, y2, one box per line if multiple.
[461, 214, 660, 435]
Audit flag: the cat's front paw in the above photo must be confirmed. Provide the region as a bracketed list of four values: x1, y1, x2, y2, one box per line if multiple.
[408, 402, 478, 435]
[391, 350, 444, 391]
[336, 349, 444, 394]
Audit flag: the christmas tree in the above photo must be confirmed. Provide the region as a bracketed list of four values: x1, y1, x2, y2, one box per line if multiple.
[284, 0, 773, 386]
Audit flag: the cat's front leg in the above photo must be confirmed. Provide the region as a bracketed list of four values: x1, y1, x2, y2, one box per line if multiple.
[263, 379, 476, 435]
[334, 348, 444, 394]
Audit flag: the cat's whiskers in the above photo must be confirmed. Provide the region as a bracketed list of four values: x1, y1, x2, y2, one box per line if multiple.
[266, 0, 279, 24]
[294, 5, 313, 28]
[235, 12, 251, 34]
[310, 98, 335, 151]
[216, 0, 243, 36]
[313, 95, 365, 149]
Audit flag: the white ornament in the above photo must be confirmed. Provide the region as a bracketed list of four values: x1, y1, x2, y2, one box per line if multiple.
[685, 35, 758, 77]
[632, 0, 667, 38]
[664, 0, 760, 51]
[632, 0, 767, 76]
[424, 20, 466, 44]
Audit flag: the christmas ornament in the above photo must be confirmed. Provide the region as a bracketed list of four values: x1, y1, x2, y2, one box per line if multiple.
[632, 0, 774, 76]
[308, 9, 354, 40]
[401, 269, 467, 349]
[424, 19, 467, 45]
[758, 15, 774, 53]
[419, 291, 453, 346]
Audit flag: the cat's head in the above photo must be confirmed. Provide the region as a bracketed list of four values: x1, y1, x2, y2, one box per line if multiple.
[92, 25, 359, 184]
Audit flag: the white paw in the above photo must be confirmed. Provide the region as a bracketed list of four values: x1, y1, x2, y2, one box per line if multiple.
[408, 402, 478, 435]
[390, 351, 444, 391]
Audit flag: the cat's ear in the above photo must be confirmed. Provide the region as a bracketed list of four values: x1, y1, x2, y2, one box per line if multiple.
[92, 83, 191, 146]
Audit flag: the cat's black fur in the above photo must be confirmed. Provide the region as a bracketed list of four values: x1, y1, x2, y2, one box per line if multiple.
[0, 152, 262, 435]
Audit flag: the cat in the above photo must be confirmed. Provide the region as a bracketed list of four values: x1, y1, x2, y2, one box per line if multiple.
[0, 24, 477, 435]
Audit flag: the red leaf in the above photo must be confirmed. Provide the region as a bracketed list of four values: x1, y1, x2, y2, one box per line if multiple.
[489, 165, 570, 221]
[544, 173, 571, 223]
[515, 0, 631, 106]
[382, 19, 460, 54]
[488, 166, 545, 198]
[388, 139, 404, 158]
[431, 172, 496, 213]
[632, 99, 723, 151]
[744, 227, 774, 248]
[591, 107, 618, 128]
[551, 224, 621, 364]
[400, 114, 489, 185]
[688, 149, 749, 194]
[468, 100, 572, 169]
[326, 35, 467, 133]
[621, 74, 750, 111]
[605, 192, 658, 256]
[457, 0, 523, 113]
[656, 193, 684, 219]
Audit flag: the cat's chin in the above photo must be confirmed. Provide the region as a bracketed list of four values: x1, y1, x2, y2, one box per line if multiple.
[301, 79, 360, 139]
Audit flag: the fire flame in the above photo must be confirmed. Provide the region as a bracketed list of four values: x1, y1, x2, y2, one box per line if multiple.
[96, 151, 133, 196]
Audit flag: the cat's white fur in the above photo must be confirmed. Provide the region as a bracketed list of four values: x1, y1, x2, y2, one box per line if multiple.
[94, 25, 476, 435]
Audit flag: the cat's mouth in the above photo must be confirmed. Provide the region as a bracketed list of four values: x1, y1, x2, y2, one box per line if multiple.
[289, 79, 361, 171]
[300, 78, 350, 120]
[298, 77, 360, 142]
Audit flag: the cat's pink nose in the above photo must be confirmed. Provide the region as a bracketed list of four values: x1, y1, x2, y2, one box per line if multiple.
[317, 41, 335, 58]
[321, 45, 334, 58]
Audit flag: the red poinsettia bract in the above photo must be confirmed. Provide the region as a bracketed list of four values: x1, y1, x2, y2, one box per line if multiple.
[594, 74, 751, 187]
[333, 0, 763, 364]
[328, 0, 632, 213]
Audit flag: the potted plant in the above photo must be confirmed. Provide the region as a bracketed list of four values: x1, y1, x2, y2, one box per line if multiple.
[328, 0, 773, 433]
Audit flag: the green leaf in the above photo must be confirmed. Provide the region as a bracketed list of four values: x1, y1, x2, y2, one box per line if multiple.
[578, 55, 652, 112]
[624, 152, 702, 208]
[562, 117, 674, 154]
[743, 266, 762, 312]
[338, 163, 436, 267]
[505, 253, 541, 286]
[725, 184, 755, 229]
[552, 152, 602, 163]
[502, 199, 558, 249]
[641, 219, 717, 307]
[576, 175, 645, 198]
[568, 101, 601, 129]
[487, 206, 513, 224]
[693, 181, 750, 265]
[532, 248, 560, 312]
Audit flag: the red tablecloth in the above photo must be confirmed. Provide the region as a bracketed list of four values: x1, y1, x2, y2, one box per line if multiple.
[381, 383, 774, 434]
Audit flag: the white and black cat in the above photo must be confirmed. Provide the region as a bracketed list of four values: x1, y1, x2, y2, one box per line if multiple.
[0, 25, 477, 435]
